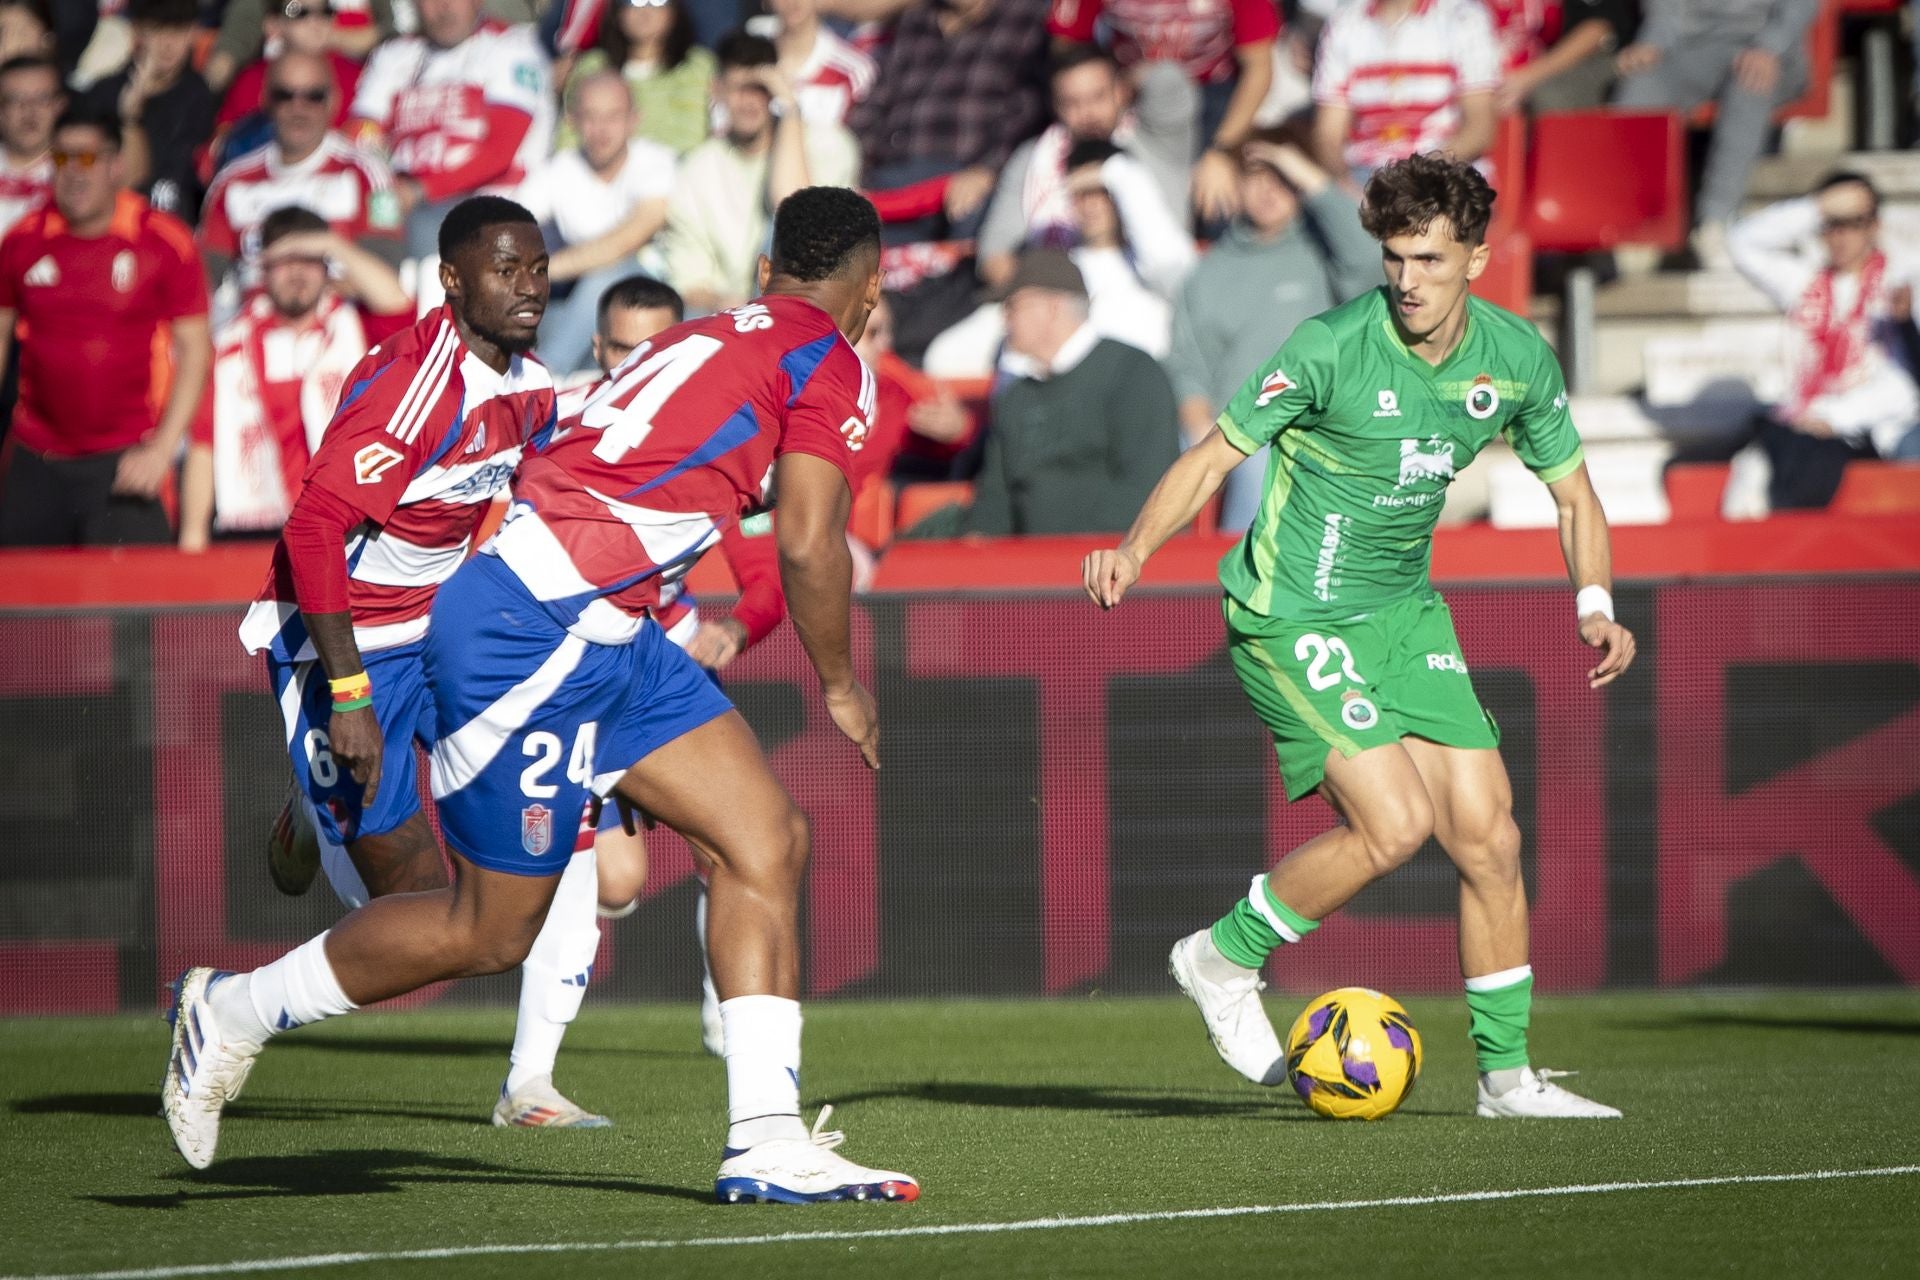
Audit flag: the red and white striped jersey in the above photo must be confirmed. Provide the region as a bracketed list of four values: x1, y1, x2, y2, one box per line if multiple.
[241, 305, 558, 662]
[792, 28, 876, 127]
[0, 152, 50, 241]
[347, 20, 555, 201]
[489, 295, 872, 645]
[200, 133, 397, 261]
[1312, 0, 1500, 174]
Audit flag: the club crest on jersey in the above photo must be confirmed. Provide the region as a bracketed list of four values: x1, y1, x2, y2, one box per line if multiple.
[1397, 436, 1455, 488]
[521, 803, 553, 856]
[1254, 368, 1294, 408]
[353, 441, 405, 485]
[111, 251, 136, 292]
[1466, 374, 1501, 420]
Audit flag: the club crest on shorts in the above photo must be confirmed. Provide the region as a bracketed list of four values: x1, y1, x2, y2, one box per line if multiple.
[521, 803, 554, 857]
[1340, 689, 1380, 731]
[1465, 373, 1500, 420]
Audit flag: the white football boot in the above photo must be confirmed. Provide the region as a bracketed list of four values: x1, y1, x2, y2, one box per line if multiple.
[714, 1107, 919, 1204]
[1476, 1067, 1622, 1118]
[1167, 931, 1287, 1086]
[162, 968, 259, 1169]
[266, 793, 321, 897]
[492, 1075, 612, 1128]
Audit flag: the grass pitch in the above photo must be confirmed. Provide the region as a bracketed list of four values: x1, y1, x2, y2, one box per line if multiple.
[4, 992, 1918, 1279]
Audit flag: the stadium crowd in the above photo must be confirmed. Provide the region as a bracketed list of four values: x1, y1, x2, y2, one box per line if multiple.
[0, 0, 1914, 550]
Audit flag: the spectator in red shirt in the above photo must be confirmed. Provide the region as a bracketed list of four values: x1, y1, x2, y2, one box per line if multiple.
[179, 204, 413, 551]
[0, 104, 211, 545]
[215, 3, 367, 145]
[1048, 0, 1276, 222]
[0, 53, 58, 240]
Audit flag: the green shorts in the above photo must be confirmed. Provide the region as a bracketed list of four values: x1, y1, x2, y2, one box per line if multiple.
[1225, 590, 1500, 801]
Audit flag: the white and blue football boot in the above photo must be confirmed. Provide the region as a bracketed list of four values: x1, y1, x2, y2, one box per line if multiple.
[162, 967, 258, 1168]
[714, 1107, 919, 1204]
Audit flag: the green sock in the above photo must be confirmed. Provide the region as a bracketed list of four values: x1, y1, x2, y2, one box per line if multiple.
[1208, 874, 1319, 969]
[1464, 966, 1533, 1072]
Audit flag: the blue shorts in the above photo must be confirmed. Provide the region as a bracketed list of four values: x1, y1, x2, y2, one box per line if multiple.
[423, 555, 734, 876]
[266, 640, 434, 847]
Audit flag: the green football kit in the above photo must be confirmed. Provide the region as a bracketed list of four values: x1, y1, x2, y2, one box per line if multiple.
[1214, 286, 1584, 800]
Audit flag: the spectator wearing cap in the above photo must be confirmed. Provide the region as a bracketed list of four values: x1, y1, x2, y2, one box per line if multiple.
[926, 137, 1191, 374]
[0, 105, 210, 546]
[179, 204, 413, 551]
[975, 43, 1193, 293]
[847, 0, 1052, 240]
[214, 2, 367, 150]
[1167, 134, 1374, 531]
[1046, 0, 1278, 224]
[662, 31, 857, 314]
[0, 53, 59, 240]
[1310, 0, 1499, 185]
[81, 0, 217, 222]
[520, 70, 675, 375]
[932, 249, 1180, 535]
[200, 49, 400, 293]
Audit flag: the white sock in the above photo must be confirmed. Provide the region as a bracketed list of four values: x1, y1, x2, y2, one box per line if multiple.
[1191, 929, 1257, 983]
[507, 849, 600, 1093]
[721, 994, 805, 1151]
[1483, 1066, 1530, 1096]
[215, 932, 358, 1052]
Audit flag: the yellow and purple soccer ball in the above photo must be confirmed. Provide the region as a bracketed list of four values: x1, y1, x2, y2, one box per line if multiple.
[1283, 987, 1423, 1120]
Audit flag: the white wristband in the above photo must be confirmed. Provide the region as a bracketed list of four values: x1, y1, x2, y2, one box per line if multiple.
[1576, 586, 1615, 622]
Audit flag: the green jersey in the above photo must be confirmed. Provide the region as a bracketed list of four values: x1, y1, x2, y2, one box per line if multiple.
[1216, 288, 1584, 619]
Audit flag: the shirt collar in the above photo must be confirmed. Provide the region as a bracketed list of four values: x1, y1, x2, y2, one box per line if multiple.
[1000, 321, 1098, 382]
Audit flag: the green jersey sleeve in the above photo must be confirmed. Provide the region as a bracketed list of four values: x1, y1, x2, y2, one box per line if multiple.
[1503, 342, 1584, 484]
[1217, 318, 1339, 455]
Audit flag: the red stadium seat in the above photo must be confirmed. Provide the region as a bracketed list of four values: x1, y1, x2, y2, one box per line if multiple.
[851, 479, 896, 550]
[1664, 462, 1731, 521]
[1472, 115, 1533, 315]
[1830, 463, 1920, 516]
[1525, 111, 1689, 254]
[896, 481, 974, 531]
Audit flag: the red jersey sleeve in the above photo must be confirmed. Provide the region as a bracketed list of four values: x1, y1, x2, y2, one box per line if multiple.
[148, 213, 209, 320]
[1048, 0, 1102, 43]
[199, 176, 237, 258]
[1231, 0, 1281, 46]
[412, 103, 533, 202]
[776, 340, 865, 483]
[719, 517, 786, 647]
[299, 339, 457, 527]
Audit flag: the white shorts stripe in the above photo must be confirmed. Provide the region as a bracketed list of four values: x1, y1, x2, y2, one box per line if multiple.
[429, 632, 590, 799]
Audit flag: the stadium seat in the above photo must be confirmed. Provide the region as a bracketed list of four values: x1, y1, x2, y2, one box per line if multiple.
[1830, 462, 1920, 516]
[1527, 110, 1689, 393]
[1664, 462, 1732, 521]
[1840, 0, 1908, 148]
[851, 479, 896, 550]
[1472, 115, 1533, 315]
[896, 481, 974, 531]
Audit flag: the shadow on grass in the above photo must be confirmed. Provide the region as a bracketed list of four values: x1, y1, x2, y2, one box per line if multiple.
[828, 1080, 1336, 1120]
[81, 1147, 711, 1210]
[273, 1033, 702, 1061]
[13, 1092, 488, 1126]
[1615, 1012, 1920, 1038]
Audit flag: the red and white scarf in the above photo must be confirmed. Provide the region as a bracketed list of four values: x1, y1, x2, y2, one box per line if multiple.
[1787, 250, 1887, 418]
[209, 292, 369, 531]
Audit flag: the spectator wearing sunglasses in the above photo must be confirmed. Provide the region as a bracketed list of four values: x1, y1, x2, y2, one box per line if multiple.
[79, 0, 215, 223]
[0, 104, 211, 546]
[207, 0, 389, 94]
[215, 2, 366, 142]
[1716, 172, 1920, 513]
[200, 50, 400, 293]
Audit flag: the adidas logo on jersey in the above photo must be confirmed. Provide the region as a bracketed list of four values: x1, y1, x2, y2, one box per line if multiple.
[23, 255, 57, 287]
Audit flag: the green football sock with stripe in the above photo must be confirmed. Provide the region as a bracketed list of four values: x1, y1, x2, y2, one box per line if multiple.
[1465, 964, 1534, 1075]
[1209, 873, 1319, 970]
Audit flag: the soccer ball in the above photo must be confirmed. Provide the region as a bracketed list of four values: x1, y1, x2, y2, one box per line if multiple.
[1283, 987, 1423, 1120]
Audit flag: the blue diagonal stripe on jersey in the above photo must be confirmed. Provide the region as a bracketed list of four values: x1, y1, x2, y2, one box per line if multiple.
[780, 333, 837, 406]
[529, 400, 558, 453]
[625, 403, 759, 497]
[420, 392, 468, 472]
[338, 358, 397, 412]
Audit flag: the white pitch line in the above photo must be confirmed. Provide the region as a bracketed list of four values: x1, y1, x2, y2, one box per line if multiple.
[9, 1164, 1918, 1280]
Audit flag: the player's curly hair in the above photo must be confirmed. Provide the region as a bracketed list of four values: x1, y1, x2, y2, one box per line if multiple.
[1360, 153, 1496, 248]
[437, 195, 538, 263]
[769, 187, 881, 283]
